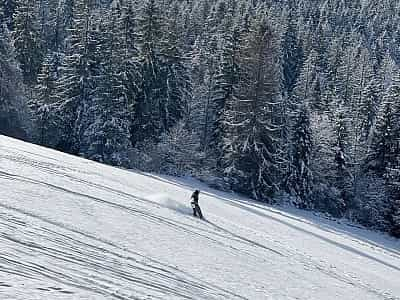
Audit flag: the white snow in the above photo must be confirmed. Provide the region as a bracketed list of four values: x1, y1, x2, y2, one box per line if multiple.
[0, 135, 399, 300]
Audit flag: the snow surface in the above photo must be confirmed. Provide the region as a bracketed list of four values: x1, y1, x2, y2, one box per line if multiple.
[0, 135, 399, 300]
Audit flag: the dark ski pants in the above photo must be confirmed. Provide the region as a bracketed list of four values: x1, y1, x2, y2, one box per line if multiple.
[192, 203, 203, 219]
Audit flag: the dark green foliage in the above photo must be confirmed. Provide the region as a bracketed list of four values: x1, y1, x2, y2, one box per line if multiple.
[53, 0, 92, 154]
[0, 23, 27, 139]
[31, 54, 58, 145]
[288, 104, 314, 207]
[12, 0, 43, 85]
[367, 73, 400, 177]
[281, 12, 303, 96]
[209, 17, 241, 170]
[131, 0, 189, 146]
[79, 6, 133, 166]
[223, 14, 282, 200]
[130, 0, 170, 145]
[0, 0, 16, 29]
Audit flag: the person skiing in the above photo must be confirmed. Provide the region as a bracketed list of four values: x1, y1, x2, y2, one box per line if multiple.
[190, 190, 203, 219]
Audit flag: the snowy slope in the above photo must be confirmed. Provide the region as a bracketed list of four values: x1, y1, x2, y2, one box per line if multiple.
[0, 135, 399, 300]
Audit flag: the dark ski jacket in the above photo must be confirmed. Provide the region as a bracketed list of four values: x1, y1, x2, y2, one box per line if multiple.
[191, 191, 199, 204]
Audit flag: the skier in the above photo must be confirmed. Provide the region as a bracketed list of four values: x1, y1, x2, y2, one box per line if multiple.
[190, 190, 203, 219]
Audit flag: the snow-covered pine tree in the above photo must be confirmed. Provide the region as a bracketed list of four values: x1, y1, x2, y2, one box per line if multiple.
[291, 49, 319, 111]
[335, 44, 358, 106]
[179, 1, 198, 53]
[53, 0, 92, 154]
[367, 72, 400, 177]
[189, 1, 236, 154]
[208, 9, 240, 171]
[187, 0, 211, 42]
[281, 9, 303, 97]
[161, 2, 191, 136]
[287, 51, 318, 207]
[289, 102, 314, 208]
[74, 17, 104, 161]
[389, 152, 400, 236]
[225, 12, 282, 200]
[370, 71, 400, 234]
[349, 49, 378, 206]
[186, 37, 206, 139]
[31, 54, 59, 146]
[0, 0, 16, 30]
[155, 121, 201, 176]
[359, 71, 400, 230]
[324, 37, 343, 91]
[0, 23, 27, 139]
[358, 66, 380, 145]
[331, 92, 352, 207]
[119, 0, 141, 115]
[12, 0, 43, 85]
[79, 4, 132, 166]
[391, 196, 400, 237]
[378, 52, 396, 98]
[56, 0, 74, 52]
[131, 0, 165, 146]
[131, 0, 190, 148]
[36, 0, 58, 47]
[197, 32, 220, 153]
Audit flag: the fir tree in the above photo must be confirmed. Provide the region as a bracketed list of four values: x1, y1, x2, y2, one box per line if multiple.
[350, 49, 378, 204]
[291, 50, 320, 111]
[367, 72, 400, 177]
[281, 10, 303, 96]
[391, 196, 400, 237]
[335, 45, 357, 106]
[80, 6, 132, 166]
[289, 103, 314, 208]
[0, 0, 16, 30]
[209, 13, 240, 170]
[224, 14, 282, 200]
[53, 0, 92, 154]
[359, 74, 380, 144]
[324, 37, 342, 90]
[56, 0, 74, 51]
[12, 0, 43, 85]
[155, 121, 201, 176]
[331, 94, 352, 207]
[119, 0, 141, 111]
[0, 23, 26, 138]
[288, 50, 318, 207]
[161, 3, 191, 136]
[132, 0, 188, 147]
[195, 32, 220, 153]
[388, 147, 400, 236]
[32, 55, 58, 145]
[131, 0, 165, 146]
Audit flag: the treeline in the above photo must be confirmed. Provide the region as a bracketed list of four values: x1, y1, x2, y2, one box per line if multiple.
[0, 0, 399, 236]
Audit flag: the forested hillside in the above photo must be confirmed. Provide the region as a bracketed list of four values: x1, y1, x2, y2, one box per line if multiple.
[0, 0, 399, 236]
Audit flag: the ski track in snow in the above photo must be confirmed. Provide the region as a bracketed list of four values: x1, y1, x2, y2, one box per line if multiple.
[0, 206, 245, 300]
[143, 173, 400, 260]
[0, 136, 400, 300]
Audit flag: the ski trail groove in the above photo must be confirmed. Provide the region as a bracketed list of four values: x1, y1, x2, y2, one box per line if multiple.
[0, 202, 247, 300]
[1, 142, 399, 300]
[1, 170, 397, 299]
[0, 170, 286, 260]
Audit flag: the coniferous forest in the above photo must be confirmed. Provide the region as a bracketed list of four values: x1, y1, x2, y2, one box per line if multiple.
[0, 0, 399, 236]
